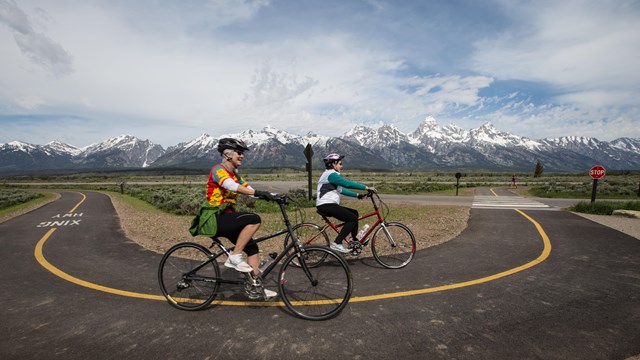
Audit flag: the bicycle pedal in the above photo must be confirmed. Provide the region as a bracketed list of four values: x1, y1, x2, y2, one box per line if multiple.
[245, 291, 262, 300]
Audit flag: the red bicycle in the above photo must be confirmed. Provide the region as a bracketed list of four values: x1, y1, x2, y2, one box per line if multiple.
[284, 190, 416, 269]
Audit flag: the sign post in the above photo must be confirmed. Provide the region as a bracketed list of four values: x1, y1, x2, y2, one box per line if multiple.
[303, 144, 314, 200]
[589, 165, 606, 203]
[454, 172, 462, 196]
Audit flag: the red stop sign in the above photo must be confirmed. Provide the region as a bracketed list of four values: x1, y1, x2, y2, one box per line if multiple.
[590, 165, 606, 179]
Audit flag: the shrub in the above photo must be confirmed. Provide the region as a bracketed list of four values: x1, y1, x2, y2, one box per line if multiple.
[568, 200, 640, 215]
[0, 189, 44, 210]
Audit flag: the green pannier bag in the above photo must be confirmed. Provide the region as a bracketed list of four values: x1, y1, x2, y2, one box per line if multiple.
[189, 202, 231, 236]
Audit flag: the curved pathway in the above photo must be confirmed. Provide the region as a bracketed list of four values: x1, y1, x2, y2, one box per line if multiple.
[1, 190, 639, 359]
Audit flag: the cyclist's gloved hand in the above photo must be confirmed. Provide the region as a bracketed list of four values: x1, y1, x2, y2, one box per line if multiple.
[357, 193, 365, 200]
[367, 187, 376, 193]
[254, 190, 275, 201]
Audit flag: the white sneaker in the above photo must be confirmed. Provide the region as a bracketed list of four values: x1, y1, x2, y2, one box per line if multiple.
[330, 242, 350, 253]
[224, 255, 253, 272]
[264, 288, 278, 298]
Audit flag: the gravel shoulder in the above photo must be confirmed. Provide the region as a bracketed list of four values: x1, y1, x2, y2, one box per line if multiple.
[3, 191, 637, 253]
[106, 193, 472, 255]
[572, 212, 640, 241]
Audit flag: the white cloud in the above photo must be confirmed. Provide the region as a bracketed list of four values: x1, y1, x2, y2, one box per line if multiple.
[469, 0, 640, 108]
[0, 0, 638, 147]
[0, 0, 73, 76]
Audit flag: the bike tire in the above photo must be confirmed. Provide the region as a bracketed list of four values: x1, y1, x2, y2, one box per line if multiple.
[158, 242, 220, 311]
[283, 222, 330, 267]
[278, 246, 352, 320]
[371, 222, 416, 269]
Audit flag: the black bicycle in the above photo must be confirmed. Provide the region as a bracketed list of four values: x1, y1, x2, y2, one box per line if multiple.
[158, 193, 353, 321]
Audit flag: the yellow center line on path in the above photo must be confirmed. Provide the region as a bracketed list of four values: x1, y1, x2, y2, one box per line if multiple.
[351, 209, 551, 302]
[34, 193, 551, 307]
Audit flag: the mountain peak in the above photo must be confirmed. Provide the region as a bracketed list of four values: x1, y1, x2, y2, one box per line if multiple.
[3, 118, 640, 173]
[46, 140, 81, 156]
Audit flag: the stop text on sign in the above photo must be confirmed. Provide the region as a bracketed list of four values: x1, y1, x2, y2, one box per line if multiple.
[590, 166, 606, 179]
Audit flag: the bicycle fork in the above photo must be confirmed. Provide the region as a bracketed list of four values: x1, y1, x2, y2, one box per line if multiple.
[377, 223, 399, 248]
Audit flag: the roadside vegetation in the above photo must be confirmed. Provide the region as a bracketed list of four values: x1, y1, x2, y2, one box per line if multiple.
[0, 189, 44, 213]
[0, 189, 58, 221]
[567, 200, 640, 215]
[2, 170, 639, 216]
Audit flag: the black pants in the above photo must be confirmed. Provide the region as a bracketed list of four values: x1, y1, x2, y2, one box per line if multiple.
[215, 211, 261, 256]
[317, 204, 359, 244]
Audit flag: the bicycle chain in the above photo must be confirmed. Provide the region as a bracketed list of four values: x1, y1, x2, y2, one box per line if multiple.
[348, 240, 363, 256]
[243, 273, 265, 300]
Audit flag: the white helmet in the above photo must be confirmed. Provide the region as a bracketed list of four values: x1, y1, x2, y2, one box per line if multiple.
[323, 153, 344, 169]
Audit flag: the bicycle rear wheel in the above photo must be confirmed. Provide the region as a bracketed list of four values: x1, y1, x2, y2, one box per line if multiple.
[283, 222, 330, 267]
[158, 242, 220, 311]
[371, 222, 416, 269]
[278, 247, 352, 320]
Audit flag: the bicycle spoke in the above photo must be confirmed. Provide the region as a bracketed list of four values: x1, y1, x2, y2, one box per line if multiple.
[371, 223, 416, 269]
[158, 243, 220, 310]
[284, 223, 330, 267]
[279, 247, 352, 320]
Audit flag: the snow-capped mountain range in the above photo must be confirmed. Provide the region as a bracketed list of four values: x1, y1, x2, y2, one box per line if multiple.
[1, 117, 639, 174]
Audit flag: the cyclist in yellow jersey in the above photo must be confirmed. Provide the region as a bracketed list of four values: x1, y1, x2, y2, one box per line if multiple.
[207, 138, 277, 297]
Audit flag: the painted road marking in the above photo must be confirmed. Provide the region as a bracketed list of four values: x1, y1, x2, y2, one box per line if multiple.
[473, 189, 551, 210]
[34, 192, 552, 307]
[37, 219, 82, 227]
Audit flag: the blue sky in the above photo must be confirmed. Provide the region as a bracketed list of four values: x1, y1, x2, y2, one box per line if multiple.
[1, 0, 639, 148]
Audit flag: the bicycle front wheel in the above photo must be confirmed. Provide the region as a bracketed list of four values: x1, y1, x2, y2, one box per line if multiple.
[278, 247, 352, 320]
[283, 222, 330, 267]
[371, 222, 416, 269]
[158, 242, 220, 311]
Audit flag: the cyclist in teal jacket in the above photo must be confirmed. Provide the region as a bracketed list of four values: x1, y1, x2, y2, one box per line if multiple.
[316, 153, 374, 253]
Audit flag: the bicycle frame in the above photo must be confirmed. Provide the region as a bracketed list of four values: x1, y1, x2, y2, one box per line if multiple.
[159, 193, 353, 320]
[197, 196, 313, 284]
[316, 192, 388, 246]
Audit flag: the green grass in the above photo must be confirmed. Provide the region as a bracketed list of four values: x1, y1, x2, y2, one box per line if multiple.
[0, 191, 56, 216]
[105, 191, 166, 213]
[2, 170, 639, 215]
[567, 200, 640, 215]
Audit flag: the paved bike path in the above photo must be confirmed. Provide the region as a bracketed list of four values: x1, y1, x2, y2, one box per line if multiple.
[1, 190, 639, 359]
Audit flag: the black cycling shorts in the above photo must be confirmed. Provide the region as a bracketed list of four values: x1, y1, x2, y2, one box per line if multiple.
[215, 211, 261, 256]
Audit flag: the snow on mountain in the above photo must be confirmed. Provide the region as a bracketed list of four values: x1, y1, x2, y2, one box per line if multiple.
[169, 133, 218, 155]
[45, 141, 82, 156]
[611, 137, 640, 153]
[222, 125, 329, 148]
[83, 134, 143, 153]
[2, 141, 38, 153]
[540, 136, 640, 168]
[74, 134, 165, 168]
[344, 124, 409, 149]
[409, 116, 463, 143]
[2, 119, 640, 173]
[468, 123, 542, 150]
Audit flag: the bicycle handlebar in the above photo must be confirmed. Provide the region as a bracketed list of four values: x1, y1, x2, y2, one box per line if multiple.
[253, 192, 288, 204]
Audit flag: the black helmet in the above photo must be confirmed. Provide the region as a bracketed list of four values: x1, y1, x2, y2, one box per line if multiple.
[323, 153, 344, 169]
[217, 138, 249, 154]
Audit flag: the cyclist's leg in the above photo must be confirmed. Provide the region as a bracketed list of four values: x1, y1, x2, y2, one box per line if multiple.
[236, 224, 260, 270]
[317, 204, 358, 244]
[216, 212, 261, 272]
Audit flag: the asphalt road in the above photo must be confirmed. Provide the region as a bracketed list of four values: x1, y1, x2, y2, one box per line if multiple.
[1, 190, 639, 359]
